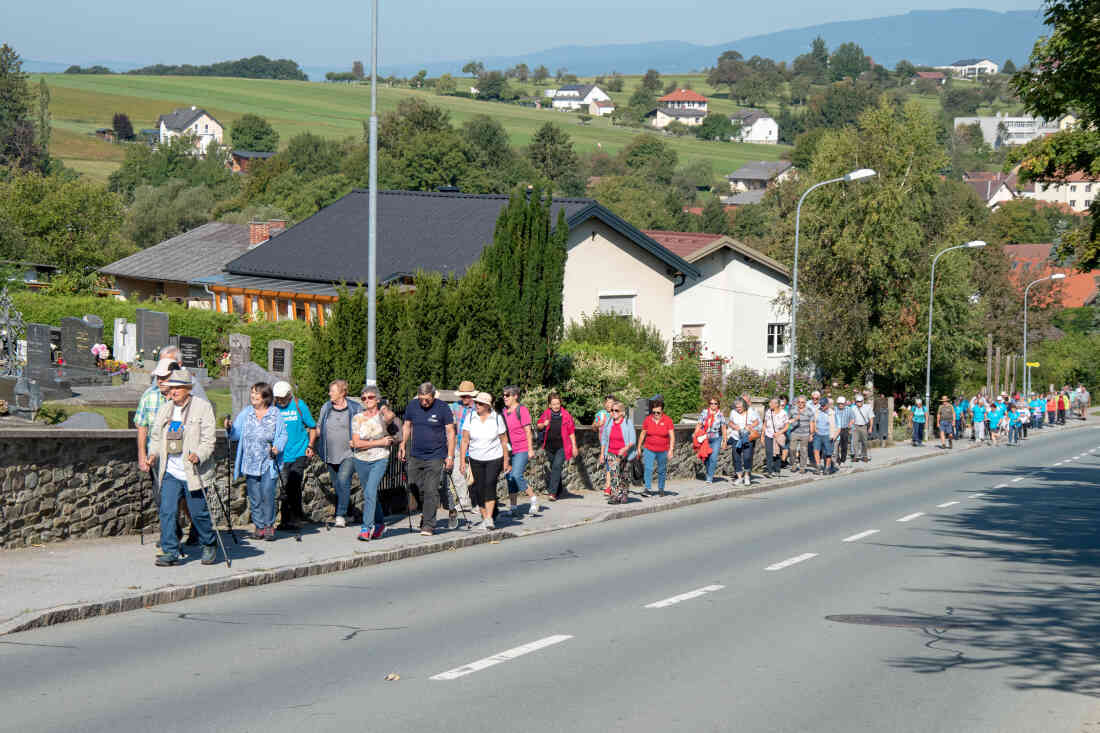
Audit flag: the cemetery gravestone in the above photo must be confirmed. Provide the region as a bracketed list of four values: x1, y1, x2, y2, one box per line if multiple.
[169, 334, 180, 349]
[135, 308, 170, 358]
[82, 314, 104, 330]
[60, 316, 101, 370]
[179, 336, 202, 368]
[124, 323, 138, 362]
[25, 323, 54, 382]
[267, 339, 293, 380]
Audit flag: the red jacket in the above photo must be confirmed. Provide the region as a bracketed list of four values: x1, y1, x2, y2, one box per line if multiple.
[538, 407, 577, 460]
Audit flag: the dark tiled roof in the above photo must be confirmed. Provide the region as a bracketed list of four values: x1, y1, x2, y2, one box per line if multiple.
[223, 189, 699, 284]
[727, 160, 794, 181]
[554, 84, 594, 98]
[157, 107, 221, 132]
[658, 107, 706, 119]
[730, 108, 769, 126]
[100, 222, 251, 284]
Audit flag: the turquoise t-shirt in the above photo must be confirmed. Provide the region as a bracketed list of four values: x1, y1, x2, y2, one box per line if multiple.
[912, 406, 926, 424]
[972, 404, 987, 421]
[277, 398, 316, 462]
[989, 406, 1005, 429]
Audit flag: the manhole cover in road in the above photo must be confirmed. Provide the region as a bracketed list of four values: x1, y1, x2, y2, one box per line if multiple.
[826, 614, 981, 629]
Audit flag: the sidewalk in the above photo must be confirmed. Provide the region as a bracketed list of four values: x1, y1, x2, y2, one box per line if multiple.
[1, 420, 1091, 635]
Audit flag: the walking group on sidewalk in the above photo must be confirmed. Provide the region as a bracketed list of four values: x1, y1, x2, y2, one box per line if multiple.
[904, 385, 1089, 451]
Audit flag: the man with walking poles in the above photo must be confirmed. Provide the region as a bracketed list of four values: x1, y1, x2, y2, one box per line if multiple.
[145, 367, 226, 567]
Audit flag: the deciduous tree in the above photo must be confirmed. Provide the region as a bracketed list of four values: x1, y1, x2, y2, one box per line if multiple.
[230, 113, 279, 152]
[527, 123, 582, 195]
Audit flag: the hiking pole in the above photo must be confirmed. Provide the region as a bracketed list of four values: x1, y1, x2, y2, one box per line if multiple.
[221, 437, 239, 544]
[146, 467, 161, 546]
[401, 459, 414, 535]
[441, 468, 472, 529]
[189, 460, 232, 569]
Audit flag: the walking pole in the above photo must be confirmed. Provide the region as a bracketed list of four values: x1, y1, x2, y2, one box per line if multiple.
[146, 467, 161, 546]
[401, 460, 414, 534]
[190, 460, 232, 569]
[441, 468, 472, 529]
[221, 436, 239, 544]
[140, 468, 148, 545]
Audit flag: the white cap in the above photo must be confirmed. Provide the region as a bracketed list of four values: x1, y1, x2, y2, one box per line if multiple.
[855, 393, 864, 401]
[152, 358, 177, 377]
[837, 396, 846, 404]
[273, 381, 292, 398]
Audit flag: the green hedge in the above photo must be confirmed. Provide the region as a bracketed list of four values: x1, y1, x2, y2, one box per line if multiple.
[10, 292, 313, 384]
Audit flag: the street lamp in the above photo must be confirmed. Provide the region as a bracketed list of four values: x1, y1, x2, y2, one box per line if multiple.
[1023, 272, 1066, 396]
[924, 240, 986, 406]
[365, 0, 380, 388]
[787, 168, 877, 403]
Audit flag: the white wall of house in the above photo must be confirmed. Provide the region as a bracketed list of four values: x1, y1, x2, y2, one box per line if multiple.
[653, 109, 705, 128]
[1033, 180, 1098, 212]
[673, 247, 791, 372]
[563, 219, 679, 342]
[737, 117, 779, 144]
[986, 184, 1016, 210]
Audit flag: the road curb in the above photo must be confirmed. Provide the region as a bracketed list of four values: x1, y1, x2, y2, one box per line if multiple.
[4, 420, 1092, 636]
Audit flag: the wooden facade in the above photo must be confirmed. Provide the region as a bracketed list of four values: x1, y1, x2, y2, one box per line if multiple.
[207, 284, 337, 326]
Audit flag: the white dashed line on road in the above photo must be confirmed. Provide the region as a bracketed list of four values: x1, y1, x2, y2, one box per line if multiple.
[995, 483, 1009, 488]
[897, 512, 924, 522]
[1010, 477, 1024, 483]
[645, 585, 725, 609]
[969, 493, 986, 498]
[431, 635, 573, 680]
[766, 553, 818, 571]
[937, 501, 960, 508]
[1054, 462, 1063, 466]
[842, 530, 880, 543]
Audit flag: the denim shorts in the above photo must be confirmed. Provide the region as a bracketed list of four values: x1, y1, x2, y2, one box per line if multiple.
[812, 434, 833, 457]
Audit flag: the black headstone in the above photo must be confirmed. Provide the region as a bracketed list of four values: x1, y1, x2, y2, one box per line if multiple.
[179, 336, 202, 368]
[271, 347, 286, 374]
[82, 314, 104, 330]
[60, 316, 100, 370]
[49, 327, 62, 358]
[25, 323, 54, 381]
[169, 334, 180, 348]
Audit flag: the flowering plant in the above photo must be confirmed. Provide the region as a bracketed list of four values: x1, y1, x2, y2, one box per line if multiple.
[91, 343, 109, 360]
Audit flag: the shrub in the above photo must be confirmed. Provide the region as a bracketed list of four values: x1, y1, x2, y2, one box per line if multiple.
[565, 311, 666, 360]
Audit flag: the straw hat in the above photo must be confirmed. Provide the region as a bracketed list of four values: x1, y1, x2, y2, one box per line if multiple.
[456, 380, 477, 397]
[163, 368, 193, 387]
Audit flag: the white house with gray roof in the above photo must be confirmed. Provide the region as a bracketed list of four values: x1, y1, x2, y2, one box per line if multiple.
[157, 106, 224, 153]
[552, 84, 610, 111]
[730, 108, 779, 145]
[726, 160, 795, 193]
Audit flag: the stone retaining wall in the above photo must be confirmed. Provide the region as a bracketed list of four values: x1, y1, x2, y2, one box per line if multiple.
[0, 426, 748, 549]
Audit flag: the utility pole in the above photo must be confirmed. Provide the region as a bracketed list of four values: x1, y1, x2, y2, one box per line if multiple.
[364, 0, 380, 388]
[994, 346, 1001, 395]
[985, 333, 992, 397]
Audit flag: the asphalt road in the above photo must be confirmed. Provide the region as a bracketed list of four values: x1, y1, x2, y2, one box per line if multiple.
[3, 424, 1100, 732]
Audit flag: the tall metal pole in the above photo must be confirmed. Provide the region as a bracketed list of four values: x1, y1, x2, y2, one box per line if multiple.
[1022, 273, 1063, 397]
[787, 175, 845, 404]
[365, 0, 379, 387]
[924, 241, 985, 407]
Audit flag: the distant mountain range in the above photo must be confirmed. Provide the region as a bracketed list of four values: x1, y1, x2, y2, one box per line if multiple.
[24, 9, 1047, 81]
[376, 8, 1047, 78]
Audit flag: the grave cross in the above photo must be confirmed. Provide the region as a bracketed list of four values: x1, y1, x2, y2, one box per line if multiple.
[0, 287, 26, 377]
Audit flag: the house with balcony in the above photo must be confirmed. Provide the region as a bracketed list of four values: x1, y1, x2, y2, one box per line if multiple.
[954, 113, 1064, 149]
[652, 89, 708, 128]
[936, 58, 999, 79]
[157, 106, 224, 153]
[729, 108, 779, 144]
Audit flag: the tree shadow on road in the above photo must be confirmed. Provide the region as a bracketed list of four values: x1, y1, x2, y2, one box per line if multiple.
[875, 462, 1100, 696]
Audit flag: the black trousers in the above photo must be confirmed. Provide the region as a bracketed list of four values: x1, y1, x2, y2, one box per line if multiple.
[547, 448, 566, 498]
[280, 455, 309, 521]
[836, 428, 850, 464]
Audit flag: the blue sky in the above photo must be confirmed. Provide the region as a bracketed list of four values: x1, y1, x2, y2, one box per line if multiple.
[9, 1, 1041, 68]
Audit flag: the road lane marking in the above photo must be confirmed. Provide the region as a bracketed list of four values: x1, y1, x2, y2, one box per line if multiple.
[842, 530, 879, 543]
[937, 501, 960, 508]
[897, 512, 924, 522]
[766, 553, 818, 571]
[431, 635, 573, 680]
[1010, 477, 1024, 483]
[969, 493, 985, 498]
[645, 585, 725, 609]
[995, 483, 1009, 488]
[1054, 462, 1063, 466]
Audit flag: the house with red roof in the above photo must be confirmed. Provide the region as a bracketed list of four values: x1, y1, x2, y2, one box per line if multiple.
[1004, 243, 1099, 308]
[652, 89, 708, 129]
[644, 230, 791, 370]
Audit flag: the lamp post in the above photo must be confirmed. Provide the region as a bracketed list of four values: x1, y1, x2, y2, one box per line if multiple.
[787, 168, 876, 403]
[924, 240, 986, 406]
[1023, 272, 1065, 396]
[365, 0, 380, 388]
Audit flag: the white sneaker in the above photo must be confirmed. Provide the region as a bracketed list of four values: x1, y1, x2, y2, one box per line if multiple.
[529, 501, 540, 516]
[743, 476, 751, 486]
[333, 516, 347, 528]
[484, 519, 496, 531]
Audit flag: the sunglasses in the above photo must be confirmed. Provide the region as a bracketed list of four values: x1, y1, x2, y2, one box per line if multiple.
[362, 394, 377, 400]
[611, 409, 621, 413]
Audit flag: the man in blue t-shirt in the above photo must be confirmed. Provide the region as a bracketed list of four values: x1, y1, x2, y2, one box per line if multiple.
[273, 381, 317, 529]
[399, 382, 456, 536]
[972, 399, 988, 443]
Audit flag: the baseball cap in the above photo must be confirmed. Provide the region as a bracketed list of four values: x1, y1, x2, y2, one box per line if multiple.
[273, 381, 292, 398]
[152, 358, 178, 377]
[837, 396, 846, 404]
[855, 394, 864, 401]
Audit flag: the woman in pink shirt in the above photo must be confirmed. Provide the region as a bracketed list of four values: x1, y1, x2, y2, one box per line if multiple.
[537, 393, 578, 500]
[502, 385, 538, 516]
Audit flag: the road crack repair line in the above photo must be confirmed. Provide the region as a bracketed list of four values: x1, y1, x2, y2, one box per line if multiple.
[765, 553, 818, 571]
[431, 635, 573, 680]
[147, 610, 408, 641]
[645, 585, 725, 609]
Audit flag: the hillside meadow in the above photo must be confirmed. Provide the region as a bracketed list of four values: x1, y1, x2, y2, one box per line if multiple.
[33, 73, 791, 183]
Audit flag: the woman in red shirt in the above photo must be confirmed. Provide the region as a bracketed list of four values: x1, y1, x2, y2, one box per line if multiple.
[637, 397, 676, 496]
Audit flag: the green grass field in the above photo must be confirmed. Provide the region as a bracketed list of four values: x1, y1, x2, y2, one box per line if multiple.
[33, 73, 790, 179]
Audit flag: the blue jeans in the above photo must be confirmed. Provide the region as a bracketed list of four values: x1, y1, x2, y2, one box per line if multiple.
[1008, 425, 1020, 444]
[705, 436, 722, 481]
[158, 473, 214, 558]
[642, 448, 668, 490]
[353, 456, 388, 532]
[507, 451, 529, 494]
[245, 473, 277, 528]
[913, 421, 925, 444]
[327, 459, 355, 517]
